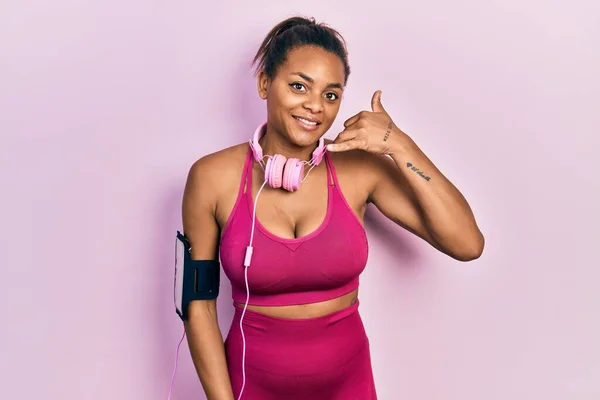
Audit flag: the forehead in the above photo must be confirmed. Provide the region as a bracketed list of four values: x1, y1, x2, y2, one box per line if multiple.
[278, 45, 345, 85]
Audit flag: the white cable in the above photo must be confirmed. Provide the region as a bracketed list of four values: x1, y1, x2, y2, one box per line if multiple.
[236, 150, 320, 399]
[237, 178, 268, 400]
[301, 162, 318, 183]
[167, 329, 186, 400]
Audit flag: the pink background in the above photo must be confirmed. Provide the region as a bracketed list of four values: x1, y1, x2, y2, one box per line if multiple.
[1, 1, 599, 399]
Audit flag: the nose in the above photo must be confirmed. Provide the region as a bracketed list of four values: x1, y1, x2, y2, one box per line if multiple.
[302, 93, 324, 114]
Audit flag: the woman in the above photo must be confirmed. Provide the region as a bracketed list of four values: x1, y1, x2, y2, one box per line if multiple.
[181, 16, 484, 400]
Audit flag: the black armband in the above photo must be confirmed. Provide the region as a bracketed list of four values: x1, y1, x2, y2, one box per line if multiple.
[174, 231, 220, 321]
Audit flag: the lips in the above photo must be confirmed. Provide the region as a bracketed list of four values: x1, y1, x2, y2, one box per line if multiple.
[292, 115, 322, 132]
[292, 115, 321, 125]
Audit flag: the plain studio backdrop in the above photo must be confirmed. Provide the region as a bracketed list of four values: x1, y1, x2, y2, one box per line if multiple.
[1, 1, 599, 399]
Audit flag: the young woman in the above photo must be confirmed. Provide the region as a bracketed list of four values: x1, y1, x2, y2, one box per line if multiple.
[181, 16, 484, 400]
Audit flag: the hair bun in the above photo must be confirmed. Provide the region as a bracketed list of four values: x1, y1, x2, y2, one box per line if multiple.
[273, 16, 315, 37]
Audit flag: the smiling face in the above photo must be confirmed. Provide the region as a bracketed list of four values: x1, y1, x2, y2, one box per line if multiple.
[257, 45, 346, 149]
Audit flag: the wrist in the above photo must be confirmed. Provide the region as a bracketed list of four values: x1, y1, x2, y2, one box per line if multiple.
[386, 128, 417, 157]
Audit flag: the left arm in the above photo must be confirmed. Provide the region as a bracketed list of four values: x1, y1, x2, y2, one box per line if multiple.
[327, 90, 485, 262]
[370, 136, 484, 261]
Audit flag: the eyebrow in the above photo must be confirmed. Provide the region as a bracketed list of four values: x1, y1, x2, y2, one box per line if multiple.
[292, 72, 343, 90]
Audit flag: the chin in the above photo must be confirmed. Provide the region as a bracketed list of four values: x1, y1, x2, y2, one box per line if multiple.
[285, 115, 326, 146]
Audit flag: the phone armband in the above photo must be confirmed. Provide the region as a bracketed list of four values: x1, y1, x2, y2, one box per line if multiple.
[174, 231, 220, 321]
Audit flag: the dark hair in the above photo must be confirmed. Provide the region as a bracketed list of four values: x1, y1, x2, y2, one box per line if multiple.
[252, 16, 351, 85]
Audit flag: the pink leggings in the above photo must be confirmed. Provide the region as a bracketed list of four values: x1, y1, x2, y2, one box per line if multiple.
[224, 300, 377, 399]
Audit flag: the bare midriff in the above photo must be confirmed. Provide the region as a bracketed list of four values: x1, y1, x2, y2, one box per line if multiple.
[234, 288, 359, 319]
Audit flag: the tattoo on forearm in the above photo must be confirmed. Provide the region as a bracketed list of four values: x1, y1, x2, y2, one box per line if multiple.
[383, 121, 392, 142]
[406, 162, 431, 181]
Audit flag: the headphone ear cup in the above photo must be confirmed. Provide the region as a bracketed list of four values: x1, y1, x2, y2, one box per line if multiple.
[266, 154, 286, 189]
[282, 158, 304, 192]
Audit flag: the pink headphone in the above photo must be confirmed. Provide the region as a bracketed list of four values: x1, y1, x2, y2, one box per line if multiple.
[249, 122, 326, 192]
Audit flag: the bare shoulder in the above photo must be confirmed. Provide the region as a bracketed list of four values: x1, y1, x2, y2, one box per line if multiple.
[323, 138, 391, 200]
[186, 143, 249, 197]
[189, 142, 248, 175]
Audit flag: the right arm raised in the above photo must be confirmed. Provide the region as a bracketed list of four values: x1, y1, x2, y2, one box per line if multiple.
[181, 156, 234, 400]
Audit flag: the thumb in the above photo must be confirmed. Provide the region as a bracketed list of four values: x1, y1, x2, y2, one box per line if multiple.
[371, 90, 385, 113]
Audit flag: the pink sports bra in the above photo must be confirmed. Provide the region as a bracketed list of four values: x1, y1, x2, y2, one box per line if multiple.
[219, 146, 369, 306]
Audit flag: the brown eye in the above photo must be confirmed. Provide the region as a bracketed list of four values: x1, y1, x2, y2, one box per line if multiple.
[289, 83, 306, 92]
[325, 92, 339, 101]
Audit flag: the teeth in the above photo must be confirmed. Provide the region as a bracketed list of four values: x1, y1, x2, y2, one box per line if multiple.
[295, 117, 317, 126]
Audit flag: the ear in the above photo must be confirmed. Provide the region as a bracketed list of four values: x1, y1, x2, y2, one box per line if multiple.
[257, 71, 270, 99]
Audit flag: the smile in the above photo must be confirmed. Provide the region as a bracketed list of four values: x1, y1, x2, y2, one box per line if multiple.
[293, 116, 319, 125]
[292, 116, 321, 132]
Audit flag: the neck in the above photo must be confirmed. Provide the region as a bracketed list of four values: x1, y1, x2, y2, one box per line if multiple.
[259, 123, 318, 162]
